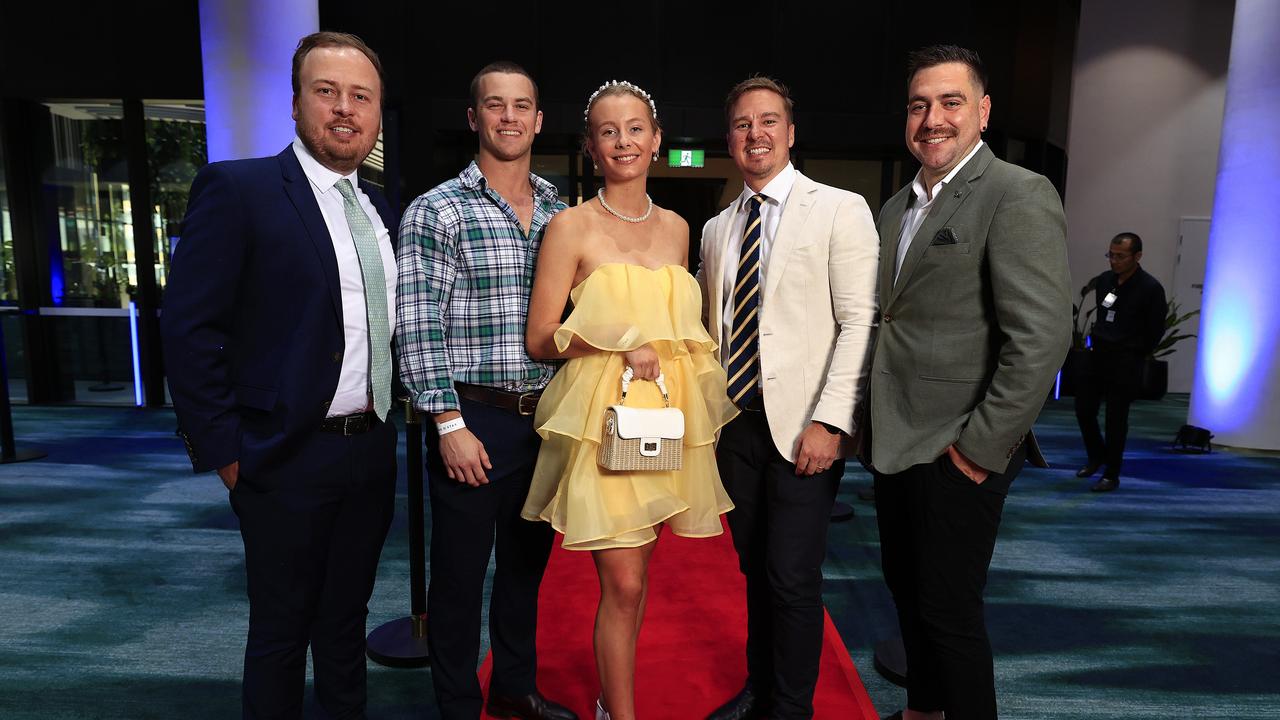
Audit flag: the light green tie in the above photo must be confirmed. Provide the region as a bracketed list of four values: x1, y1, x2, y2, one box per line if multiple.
[335, 178, 391, 421]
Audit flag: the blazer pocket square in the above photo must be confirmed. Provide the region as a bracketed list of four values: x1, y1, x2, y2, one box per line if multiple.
[931, 228, 959, 245]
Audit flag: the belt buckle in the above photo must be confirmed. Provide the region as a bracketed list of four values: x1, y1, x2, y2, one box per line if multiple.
[517, 392, 539, 416]
[342, 414, 365, 435]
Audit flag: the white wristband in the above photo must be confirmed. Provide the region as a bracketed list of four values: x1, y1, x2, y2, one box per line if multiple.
[436, 417, 466, 436]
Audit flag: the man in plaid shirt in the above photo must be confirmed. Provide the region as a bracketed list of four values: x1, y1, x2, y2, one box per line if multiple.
[395, 62, 575, 720]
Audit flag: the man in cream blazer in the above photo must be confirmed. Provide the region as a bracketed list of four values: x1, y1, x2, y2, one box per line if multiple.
[698, 77, 878, 720]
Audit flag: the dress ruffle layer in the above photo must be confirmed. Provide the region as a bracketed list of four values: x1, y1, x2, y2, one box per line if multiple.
[521, 264, 738, 551]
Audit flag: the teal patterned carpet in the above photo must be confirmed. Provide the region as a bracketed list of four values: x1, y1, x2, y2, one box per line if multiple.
[0, 395, 1276, 718]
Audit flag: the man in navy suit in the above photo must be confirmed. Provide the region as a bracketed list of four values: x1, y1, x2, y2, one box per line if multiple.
[162, 32, 398, 719]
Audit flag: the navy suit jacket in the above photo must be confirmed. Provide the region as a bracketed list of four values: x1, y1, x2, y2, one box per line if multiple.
[162, 146, 399, 475]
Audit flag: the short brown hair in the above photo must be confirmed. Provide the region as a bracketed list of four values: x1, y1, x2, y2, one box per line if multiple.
[470, 61, 540, 111]
[905, 44, 988, 95]
[724, 76, 794, 127]
[291, 31, 385, 99]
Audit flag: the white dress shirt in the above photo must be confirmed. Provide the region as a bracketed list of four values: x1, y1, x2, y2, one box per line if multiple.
[894, 140, 985, 284]
[720, 162, 798, 345]
[292, 137, 397, 417]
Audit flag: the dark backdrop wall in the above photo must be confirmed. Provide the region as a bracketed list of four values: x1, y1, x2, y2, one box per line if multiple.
[2, 0, 1079, 205]
[324, 1, 1079, 202]
[0, 0, 1078, 405]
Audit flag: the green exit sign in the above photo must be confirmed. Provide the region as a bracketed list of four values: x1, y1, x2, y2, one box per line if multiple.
[668, 149, 705, 168]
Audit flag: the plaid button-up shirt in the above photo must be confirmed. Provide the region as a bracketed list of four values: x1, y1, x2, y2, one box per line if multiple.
[396, 161, 566, 414]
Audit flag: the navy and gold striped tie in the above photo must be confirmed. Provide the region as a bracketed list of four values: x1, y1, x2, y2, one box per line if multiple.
[726, 195, 764, 409]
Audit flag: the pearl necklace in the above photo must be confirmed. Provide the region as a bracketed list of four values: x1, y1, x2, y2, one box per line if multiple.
[597, 188, 653, 223]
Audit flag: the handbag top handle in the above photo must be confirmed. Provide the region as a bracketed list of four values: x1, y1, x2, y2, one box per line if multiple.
[619, 366, 671, 408]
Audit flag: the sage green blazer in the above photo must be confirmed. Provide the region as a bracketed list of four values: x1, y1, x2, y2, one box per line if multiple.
[868, 145, 1071, 485]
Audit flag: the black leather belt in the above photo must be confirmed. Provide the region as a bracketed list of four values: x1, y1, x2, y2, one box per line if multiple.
[741, 395, 766, 413]
[319, 411, 379, 435]
[456, 383, 542, 415]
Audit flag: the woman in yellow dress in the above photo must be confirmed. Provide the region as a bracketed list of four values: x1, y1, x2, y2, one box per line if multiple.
[522, 81, 738, 720]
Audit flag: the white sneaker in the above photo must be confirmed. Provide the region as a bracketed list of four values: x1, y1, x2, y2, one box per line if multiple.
[595, 696, 611, 720]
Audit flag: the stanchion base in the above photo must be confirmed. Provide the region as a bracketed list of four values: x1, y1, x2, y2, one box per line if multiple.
[366, 616, 430, 668]
[873, 636, 908, 687]
[88, 383, 125, 392]
[1, 449, 47, 464]
[830, 501, 855, 522]
[856, 487, 876, 503]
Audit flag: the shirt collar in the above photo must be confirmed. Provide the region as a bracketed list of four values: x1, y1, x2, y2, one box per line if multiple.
[292, 136, 358, 194]
[739, 162, 797, 212]
[910, 140, 984, 207]
[460, 160, 562, 204]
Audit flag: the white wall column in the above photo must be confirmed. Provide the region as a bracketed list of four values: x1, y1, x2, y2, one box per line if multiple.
[1189, 0, 1280, 450]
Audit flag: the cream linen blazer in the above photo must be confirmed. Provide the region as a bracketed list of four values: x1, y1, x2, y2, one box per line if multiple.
[696, 171, 879, 461]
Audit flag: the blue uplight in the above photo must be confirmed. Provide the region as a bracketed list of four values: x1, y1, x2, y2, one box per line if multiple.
[129, 301, 143, 407]
[1199, 296, 1254, 404]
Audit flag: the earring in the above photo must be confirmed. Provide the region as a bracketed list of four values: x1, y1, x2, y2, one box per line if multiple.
[593, 161, 599, 171]
[652, 152, 658, 162]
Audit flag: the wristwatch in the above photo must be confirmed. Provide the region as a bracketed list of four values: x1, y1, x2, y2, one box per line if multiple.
[817, 421, 844, 436]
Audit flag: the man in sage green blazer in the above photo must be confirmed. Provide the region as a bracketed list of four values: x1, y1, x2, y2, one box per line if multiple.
[868, 45, 1071, 720]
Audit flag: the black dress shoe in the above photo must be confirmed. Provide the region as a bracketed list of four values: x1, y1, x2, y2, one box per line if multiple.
[1091, 476, 1120, 492]
[486, 691, 578, 720]
[1075, 463, 1102, 478]
[706, 684, 764, 720]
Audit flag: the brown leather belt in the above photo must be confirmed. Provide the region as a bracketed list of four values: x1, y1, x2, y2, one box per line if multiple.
[456, 383, 542, 416]
[319, 411, 379, 435]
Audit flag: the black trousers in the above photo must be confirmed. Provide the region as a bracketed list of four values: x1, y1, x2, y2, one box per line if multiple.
[873, 447, 1024, 720]
[231, 420, 397, 720]
[1074, 348, 1144, 478]
[716, 409, 842, 720]
[425, 397, 554, 720]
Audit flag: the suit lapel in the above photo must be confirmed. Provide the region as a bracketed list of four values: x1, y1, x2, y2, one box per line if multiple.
[888, 145, 994, 307]
[279, 147, 343, 322]
[763, 172, 817, 305]
[707, 205, 736, 353]
[360, 178, 398, 248]
[878, 187, 910, 307]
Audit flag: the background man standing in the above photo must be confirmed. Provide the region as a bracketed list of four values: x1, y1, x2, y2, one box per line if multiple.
[396, 62, 574, 720]
[163, 32, 398, 719]
[1074, 231, 1167, 492]
[869, 45, 1071, 720]
[698, 77, 879, 720]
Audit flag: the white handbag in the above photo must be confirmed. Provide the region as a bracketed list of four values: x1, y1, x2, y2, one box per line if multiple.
[597, 366, 685, 472]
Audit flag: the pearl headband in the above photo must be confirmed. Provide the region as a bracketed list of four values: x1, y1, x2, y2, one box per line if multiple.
[583, 80, 658, 124]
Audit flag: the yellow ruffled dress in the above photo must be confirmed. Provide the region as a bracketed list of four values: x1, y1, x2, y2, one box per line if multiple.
[521, 263, 739, 550]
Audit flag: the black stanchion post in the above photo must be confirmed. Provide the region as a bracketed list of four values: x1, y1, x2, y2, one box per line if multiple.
[0, 315, 45, 464]
[366, 398, 429, 667]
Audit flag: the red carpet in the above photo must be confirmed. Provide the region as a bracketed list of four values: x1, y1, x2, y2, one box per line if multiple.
[479, 521, 879, 719]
